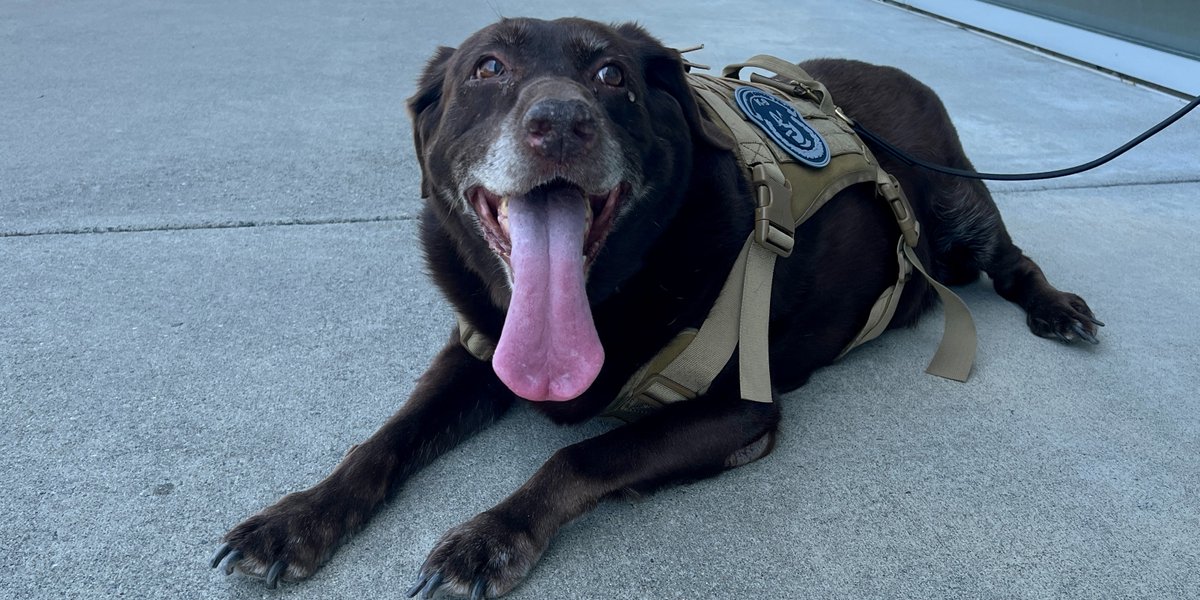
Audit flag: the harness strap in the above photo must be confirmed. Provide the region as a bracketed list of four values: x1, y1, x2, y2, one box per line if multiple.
[839, 168, 977, 381]
[692, 85, 796, 256]
[738, 241, 779, 402]
[692, 84, 795, 404]
[903, 242, 977, 381]
[839, 238, 913, 354]
[456, 312, 496, 361]
[623, 238, 754, 407]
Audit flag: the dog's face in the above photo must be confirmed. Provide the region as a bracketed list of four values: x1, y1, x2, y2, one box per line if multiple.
[408, 18, 730, 403]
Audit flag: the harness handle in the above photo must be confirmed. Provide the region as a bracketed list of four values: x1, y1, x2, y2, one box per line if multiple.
[722, 55, 836, 116]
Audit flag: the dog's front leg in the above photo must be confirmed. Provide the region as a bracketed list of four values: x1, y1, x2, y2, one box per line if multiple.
[211, 332, 514, 587]
[408, 390, 781, 599]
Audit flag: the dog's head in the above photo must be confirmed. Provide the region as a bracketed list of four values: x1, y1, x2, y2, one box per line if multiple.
[408, 18, 730, 402]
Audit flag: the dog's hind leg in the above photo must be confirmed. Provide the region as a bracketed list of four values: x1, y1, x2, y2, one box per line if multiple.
[406, 382, 780, 599]
[932, 175, 1103, 343]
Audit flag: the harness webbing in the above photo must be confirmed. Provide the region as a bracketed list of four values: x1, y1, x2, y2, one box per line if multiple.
[454, 56, 978, 423]
[609, 59, 977, 420]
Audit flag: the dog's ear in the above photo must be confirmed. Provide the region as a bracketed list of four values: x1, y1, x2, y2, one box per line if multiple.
[616, 23, 733, 151]
[406, 46, 456, 199]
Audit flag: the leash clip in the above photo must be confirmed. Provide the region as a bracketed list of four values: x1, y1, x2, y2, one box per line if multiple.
[751, 164, 795, 257]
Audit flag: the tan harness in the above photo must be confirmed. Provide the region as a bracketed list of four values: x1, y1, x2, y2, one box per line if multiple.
[457, 56, 978, 422]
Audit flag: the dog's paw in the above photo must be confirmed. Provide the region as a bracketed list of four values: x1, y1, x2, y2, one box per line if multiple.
[1025, 291, 1104, 345]
[210, 490, 344, 589]
[407, 511, 547, 599]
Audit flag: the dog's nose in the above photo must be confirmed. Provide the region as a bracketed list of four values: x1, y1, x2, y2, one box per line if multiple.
[523, 98, 596, 161]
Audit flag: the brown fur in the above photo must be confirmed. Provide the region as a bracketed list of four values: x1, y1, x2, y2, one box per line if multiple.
[211, 18, 1099, 598]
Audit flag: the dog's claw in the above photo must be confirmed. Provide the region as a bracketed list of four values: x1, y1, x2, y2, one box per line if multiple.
[471, 578, 488, 600]
[421, 572, 445, 599]
[1071, 322, 1099, 344]
[210, 543, 233, 569]
[407, 572, 444, 599]
[222, 550, 243, 575]
[406, 573, 431, 598]
[266, 560, 286, 589]
[1086, 315, 1106, 327]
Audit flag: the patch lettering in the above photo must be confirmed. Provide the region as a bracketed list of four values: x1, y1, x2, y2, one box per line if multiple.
[734, 86, 830, 168]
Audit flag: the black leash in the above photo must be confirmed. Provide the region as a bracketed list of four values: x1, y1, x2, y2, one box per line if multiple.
[848, 94, 1200, 181]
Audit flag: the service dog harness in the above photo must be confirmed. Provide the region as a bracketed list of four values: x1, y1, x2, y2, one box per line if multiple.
[458, 56, 978, 422]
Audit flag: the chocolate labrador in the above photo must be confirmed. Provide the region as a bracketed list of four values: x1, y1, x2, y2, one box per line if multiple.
[210, 17, 1100, 598]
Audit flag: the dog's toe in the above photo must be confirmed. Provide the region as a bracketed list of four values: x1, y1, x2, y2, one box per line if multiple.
[211, 490, 349, 587]
[413, 511, 546, 598]
[407, 571, 445, 599]
[471, 578, 489, 600]
[1070, 322, 1099, 345]
[265, 560, 287, 589]
[1025, 291, 1103, 345]
[210, 543, 234, 569]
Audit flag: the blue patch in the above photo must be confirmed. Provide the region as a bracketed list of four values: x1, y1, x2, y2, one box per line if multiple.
[734, 86, 830, 168]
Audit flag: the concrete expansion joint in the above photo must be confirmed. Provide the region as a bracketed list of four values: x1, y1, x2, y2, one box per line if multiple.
[993, 177, 1200, 195]
[0, 215, 416, 238]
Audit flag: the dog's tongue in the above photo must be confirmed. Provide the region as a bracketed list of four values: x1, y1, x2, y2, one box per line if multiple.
[493, 186, 604, 401]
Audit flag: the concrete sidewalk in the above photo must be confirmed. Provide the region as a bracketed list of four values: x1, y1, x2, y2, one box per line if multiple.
[2, 1, 1197, 598]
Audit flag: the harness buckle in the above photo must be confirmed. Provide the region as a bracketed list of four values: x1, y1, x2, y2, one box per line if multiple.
[878, 173, 921, 247]
[751, 164, 795, 257]
[632, 373, 697, 406]
[896, 240, 914, 284]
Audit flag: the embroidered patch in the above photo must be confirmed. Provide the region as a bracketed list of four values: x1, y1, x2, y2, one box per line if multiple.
[734, 86, 830, 168]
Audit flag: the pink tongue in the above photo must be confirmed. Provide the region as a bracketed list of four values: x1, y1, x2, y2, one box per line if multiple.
[493, 188, 604, 401]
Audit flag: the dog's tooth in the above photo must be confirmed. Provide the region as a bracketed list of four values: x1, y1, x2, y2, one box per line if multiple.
[499, 196, 510, 233]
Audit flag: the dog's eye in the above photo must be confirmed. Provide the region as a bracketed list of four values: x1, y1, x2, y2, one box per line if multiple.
[596, 64, 624, 87]
[474, 57, 506, 80]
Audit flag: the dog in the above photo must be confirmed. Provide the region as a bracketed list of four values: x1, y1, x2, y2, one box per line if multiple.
[210, 17, 1101, 598]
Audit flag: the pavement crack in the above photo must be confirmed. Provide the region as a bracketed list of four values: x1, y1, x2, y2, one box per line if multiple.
[0, 215, 417, 238]
[993, 178, 1200, 195]
[4, 177, 1196, 237]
